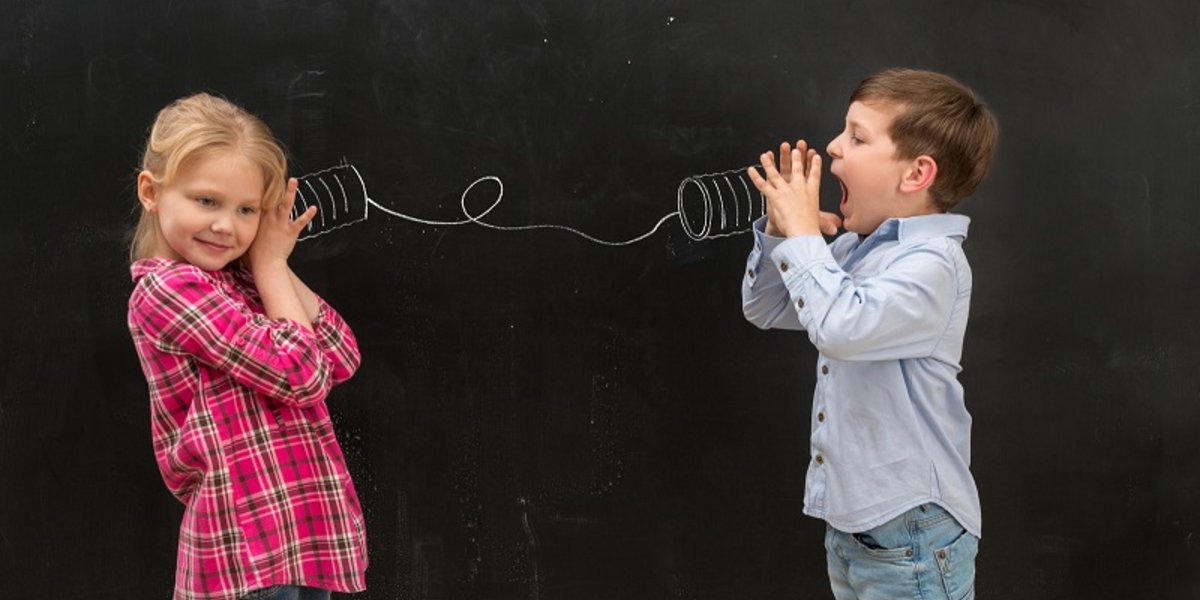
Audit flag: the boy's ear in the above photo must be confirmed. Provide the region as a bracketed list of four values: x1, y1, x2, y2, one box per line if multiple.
[137, 171, 159, 213]
[899, 155, 938, 194]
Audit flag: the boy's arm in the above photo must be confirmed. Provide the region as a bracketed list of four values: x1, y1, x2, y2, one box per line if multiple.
[770, 237, 962, 361]
[743, 142, 842, 331]
[742, 216, 805, 331]
[745, 141, 959, 360]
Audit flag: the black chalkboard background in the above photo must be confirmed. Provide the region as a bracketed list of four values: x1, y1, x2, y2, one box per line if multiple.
[2, 0, 1198, 598]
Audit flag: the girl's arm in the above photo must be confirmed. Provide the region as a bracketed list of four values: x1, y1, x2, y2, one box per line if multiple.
[254, 262, 313, 331]
[247, 177, 360, 383]
[247, 177, 318, 331]
[290, 267, 362, 383]
[130, 263, 333, 408]
[289, 268, 321, 321]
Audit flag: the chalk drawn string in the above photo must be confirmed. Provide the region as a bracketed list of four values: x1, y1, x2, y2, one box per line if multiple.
[292, 162, 764, 244]
[365, 176, 680, 247]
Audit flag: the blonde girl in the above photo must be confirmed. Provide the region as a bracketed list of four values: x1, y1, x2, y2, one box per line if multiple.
[127, 93, 366, 600]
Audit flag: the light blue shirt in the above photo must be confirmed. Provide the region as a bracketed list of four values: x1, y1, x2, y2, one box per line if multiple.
[742, 214, 981, 538]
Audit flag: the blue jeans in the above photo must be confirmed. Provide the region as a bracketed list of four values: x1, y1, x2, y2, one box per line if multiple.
[239, 586, 331, 600]
[825, 503, 978, 600]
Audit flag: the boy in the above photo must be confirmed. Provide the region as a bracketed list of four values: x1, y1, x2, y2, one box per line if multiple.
[742, 68, 998, 600]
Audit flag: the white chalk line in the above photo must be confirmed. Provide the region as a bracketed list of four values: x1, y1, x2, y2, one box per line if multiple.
[364, 176, 681, 247]
[293, 163, 761, 245]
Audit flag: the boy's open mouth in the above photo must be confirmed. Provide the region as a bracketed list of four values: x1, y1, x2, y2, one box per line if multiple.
[836, 176, 848, 212]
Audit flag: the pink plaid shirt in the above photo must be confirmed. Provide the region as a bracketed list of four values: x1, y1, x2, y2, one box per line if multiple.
[128, 258, 367, 600]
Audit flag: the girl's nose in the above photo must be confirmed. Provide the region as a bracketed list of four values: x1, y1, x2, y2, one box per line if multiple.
[211, 214, 233, 233]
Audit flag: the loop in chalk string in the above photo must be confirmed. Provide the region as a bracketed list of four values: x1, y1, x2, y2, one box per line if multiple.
[291, 161, 763, 245]
[364, 176, 681, 247]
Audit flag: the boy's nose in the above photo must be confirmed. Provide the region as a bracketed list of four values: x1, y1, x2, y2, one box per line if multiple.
[826, 137, 841, 159]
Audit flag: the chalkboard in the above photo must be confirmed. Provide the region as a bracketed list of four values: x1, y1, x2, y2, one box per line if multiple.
[2, 0, 1199, 598]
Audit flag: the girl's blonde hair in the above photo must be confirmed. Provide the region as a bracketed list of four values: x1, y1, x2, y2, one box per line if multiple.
[130, 93, 288, 262]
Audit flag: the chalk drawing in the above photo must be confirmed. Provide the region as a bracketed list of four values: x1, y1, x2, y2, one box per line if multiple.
[293, 163, 765, 244]
[675, 167, 764, 241]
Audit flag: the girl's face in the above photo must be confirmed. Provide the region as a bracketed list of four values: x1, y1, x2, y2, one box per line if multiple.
[138, 150, 265, 271]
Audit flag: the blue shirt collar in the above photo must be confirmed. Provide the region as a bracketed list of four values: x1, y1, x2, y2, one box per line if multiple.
[867, 213, 970, 244]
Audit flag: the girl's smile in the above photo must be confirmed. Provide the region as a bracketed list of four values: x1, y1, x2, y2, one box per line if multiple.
[196, 238, 232, 253]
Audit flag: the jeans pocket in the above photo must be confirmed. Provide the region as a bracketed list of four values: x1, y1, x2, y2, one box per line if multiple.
[847, 531, 915, 561]
[852, 532, 885, 550]
[934, 530, 978, 600]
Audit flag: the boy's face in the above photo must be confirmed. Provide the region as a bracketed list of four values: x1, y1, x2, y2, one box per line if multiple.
[139, 150, 265, 271]
[826, 100, 918, 235]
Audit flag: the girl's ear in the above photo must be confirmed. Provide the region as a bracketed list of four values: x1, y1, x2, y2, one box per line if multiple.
[137, 171, 159, 213]
[899, 155, 938, 194]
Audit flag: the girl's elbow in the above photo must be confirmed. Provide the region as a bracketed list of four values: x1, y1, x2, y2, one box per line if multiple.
[329, 349, 362, 384]
[345, 349, 363, 377]
[279, 384, 330, 409]
[276, 366, 333, 408]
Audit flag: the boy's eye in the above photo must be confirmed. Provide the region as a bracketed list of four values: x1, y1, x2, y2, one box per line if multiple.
[850, 135, 864, 145]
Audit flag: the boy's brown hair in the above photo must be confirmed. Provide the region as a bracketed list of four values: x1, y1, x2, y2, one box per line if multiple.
[851, 68, 998, 212]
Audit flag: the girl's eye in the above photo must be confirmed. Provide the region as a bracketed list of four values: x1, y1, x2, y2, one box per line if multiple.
[196, 196, 216, 207]
[238, 206, 258, 216]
